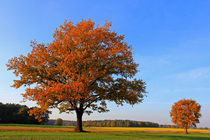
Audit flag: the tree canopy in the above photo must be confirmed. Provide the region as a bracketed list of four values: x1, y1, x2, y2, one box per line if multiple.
[7, 19, 146, 132]
[170, 99, 201, 134]
[54, 118, 63, 126]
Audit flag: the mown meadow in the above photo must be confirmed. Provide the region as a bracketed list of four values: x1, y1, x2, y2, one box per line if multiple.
[0, 124, 210, 140]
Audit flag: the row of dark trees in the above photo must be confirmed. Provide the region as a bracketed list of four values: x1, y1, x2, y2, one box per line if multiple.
[0, 102, 49, 124]
[51, 119, 192, 129]
[159, 124, 180, 128]
[83, 120, 159, 127]
[49, 119, 159, 127]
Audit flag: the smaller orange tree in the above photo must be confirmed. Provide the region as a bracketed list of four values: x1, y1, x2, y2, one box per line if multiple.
[170, 99, 201, 134]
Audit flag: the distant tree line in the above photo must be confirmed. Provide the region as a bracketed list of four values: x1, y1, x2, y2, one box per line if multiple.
[0, 102, 50, 124]
[48, 120, 159, 127]
[159, 124, 209, 129]
[159, 124, 179, 128]
[83, 120, 159, 127]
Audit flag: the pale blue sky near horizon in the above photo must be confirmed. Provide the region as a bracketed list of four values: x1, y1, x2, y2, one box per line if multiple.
[0, 0, 210, 127]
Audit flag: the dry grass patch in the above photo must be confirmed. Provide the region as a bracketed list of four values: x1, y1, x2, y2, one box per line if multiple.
[86, 127, 210, 134]
[0, 126, 210, 134]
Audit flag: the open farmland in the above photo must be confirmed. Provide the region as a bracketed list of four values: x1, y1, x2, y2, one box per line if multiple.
[0, 124, 210, 140]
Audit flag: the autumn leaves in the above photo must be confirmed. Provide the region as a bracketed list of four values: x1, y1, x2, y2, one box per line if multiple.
[7, 19, 201, 133]
[7, 19, 146, 132]
[170, 99, 201, 134]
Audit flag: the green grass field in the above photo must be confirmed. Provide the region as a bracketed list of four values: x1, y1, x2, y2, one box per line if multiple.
[0, 124, 210, 140]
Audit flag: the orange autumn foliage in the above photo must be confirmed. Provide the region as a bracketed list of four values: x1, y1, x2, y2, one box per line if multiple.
[7, 19, 146, 132]
[170, 99, 201, 134]
[27, 107, 48, 122]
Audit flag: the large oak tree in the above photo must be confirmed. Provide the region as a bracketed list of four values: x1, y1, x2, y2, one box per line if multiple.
[170, 99, 201, 134]
[7, 20, 146, 132]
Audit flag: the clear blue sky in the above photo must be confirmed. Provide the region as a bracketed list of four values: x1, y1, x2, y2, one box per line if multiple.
[0, 0, 210, 127]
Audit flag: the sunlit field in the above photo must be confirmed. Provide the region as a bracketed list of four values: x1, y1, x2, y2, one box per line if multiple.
[0, 124, 210, 140]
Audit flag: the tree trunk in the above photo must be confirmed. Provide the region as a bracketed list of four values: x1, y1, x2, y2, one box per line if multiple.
[184, 127, 188, 134]
[75, 110, 84, 132]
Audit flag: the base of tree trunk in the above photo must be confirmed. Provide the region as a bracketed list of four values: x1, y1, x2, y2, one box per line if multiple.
[74, 129, 84, 132]
[74, 129, 88, 132]
[184, 128, 188, 134]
